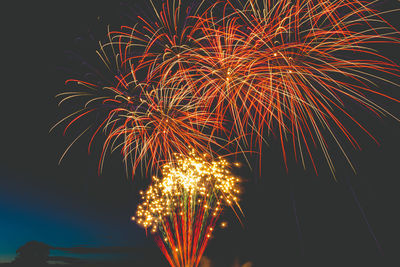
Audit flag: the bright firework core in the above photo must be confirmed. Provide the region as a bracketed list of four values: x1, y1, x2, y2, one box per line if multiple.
[133, 151, 241, 267]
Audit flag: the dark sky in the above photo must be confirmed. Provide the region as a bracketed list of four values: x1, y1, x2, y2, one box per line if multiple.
[1, 1, 400, 266]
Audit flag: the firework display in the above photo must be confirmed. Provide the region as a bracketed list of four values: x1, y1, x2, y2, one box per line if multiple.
[133, 151, 241, 267]
[56, 0, 400, 176]
[54, 0, 400, 266]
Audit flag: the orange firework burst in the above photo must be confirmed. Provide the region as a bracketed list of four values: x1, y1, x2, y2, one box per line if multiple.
[239, 0, 400, 174]
[133, 151, 242, 267]
[53, 31, 224, 177]
[173, 0, 400, 175]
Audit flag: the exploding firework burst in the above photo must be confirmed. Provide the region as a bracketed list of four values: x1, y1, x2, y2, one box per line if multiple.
[239, 0, 400, 174]
[172, 0, 400, 175]
[133, 151, 242, 267]
[53, 31, 224, 177]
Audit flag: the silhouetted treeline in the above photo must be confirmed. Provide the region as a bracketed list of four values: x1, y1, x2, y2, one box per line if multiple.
[1, 262, 164, 267]
[2, 241, 167, 267]
[2, 240, 255, 267]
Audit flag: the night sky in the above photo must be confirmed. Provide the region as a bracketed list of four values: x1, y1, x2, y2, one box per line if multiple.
[2, 1, 400, 266]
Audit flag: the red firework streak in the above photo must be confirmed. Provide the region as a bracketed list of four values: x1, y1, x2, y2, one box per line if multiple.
[154, 198, 221, 267]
